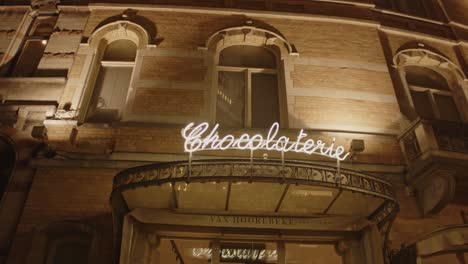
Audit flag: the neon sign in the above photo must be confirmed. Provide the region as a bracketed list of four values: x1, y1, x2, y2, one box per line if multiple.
[192, 248, 277, 261]
[181, 122, 350, 161]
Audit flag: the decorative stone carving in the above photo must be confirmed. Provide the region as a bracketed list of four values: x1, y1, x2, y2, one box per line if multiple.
[402, 131, 421, 161]
[202, 25, 298, 58]
[31, 0, 59, 10]
[416, 172, 456, 216]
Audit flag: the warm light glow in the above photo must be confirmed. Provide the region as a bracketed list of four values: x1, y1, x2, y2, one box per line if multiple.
[291, 189, 334, 197]
[181, 122, 350, 161]
[192, 248, 277, 261]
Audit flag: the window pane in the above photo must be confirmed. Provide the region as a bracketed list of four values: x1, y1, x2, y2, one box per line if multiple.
[434, 94, 461, 122]
[53, 241, 90, 264]
[88, 66, 132, 122]
[411, 90, 434, 119]
[216, 71, 245, 127]
[396, 0, 427, 17]
[219, 46, 277, 68]
[251, 73, 279, 128]
[12, 40, 46, 77]
[103, 40, 137, 61]
[405, 66, 450, 91]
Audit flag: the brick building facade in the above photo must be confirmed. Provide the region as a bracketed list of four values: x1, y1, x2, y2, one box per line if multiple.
[0, 0, 467, 263]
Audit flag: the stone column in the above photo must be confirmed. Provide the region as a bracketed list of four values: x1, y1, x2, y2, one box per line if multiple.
[119, 215, 154, 264]
[211, 240, 220, 264]
[456, 252, 467, 264]
[361, 224, 384, 264]
[147, 233, 161, 264]
[277, 241, 286, 264]
[336, 240, 364, 264]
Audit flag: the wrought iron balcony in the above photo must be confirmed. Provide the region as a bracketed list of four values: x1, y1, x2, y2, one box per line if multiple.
[399, 119, 468, 216]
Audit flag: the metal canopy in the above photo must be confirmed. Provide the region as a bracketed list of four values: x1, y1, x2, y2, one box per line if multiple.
[111, 159, 398, 231]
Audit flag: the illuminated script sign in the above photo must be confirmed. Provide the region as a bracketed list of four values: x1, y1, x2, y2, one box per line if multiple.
[192, 244, 277, 263]
[181, 122, 350, 161]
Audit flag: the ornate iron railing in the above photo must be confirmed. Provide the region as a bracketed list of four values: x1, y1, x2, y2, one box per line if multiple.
[400, 119, 468, 162]
[113, 159, 397, 225]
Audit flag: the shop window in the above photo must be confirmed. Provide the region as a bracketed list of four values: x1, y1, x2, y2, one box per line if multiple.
[216, 45, 280, 128]
[86, 39, 136, 122]
[404, 66, 461, 122]
[9, 16, 57, 77]
[0, 137, 15, 202]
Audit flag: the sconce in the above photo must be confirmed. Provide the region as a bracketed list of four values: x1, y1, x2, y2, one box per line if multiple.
[349, 139, 365, 160]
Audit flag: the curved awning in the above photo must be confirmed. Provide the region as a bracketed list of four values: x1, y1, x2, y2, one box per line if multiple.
[414, 225, 468, 257]
[111, 159, 398, 233]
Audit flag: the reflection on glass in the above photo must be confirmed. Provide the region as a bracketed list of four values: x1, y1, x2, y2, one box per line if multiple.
[216, 71, 245, 127]
[434, 94, 461, 122]
[88, 66, 133, 122]
[405, 66, 450, 91]
[410, 90, 434, 119]
[251, 73, 279, 128]
[219, 46, 277, 69]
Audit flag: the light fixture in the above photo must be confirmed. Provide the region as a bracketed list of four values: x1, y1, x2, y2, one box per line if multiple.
[41, 39, 48, 45]
[349, 139, 365, 160]
[291, 189, 333, 197]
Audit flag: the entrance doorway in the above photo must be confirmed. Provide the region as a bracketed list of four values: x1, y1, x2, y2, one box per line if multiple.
[157, 238, 343, 264]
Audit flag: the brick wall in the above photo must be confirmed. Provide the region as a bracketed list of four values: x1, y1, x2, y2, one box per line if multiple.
[7, 168, 117, 264]
[132, 88, 204, 116]
[139, 56, 206, 82]
[289, 96, 401, 133]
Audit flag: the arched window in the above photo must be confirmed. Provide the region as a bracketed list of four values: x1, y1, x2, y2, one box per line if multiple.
[86, 39, 137, 122]
[0, 137, 15, 203]
[27, 221, 98, 264]
[46, 233, 92, 264]
[216, 45, 280, 128]
[404, 66, 461, 122]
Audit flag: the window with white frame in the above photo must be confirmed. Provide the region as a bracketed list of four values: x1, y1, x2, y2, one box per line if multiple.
[216, 45, 280, 128]
[87, 39, 136, 122]
[404, 66, 461, 122]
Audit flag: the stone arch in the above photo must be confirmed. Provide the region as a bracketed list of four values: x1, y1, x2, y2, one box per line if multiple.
[393, 46, 468, 121]
[394, 48, 466, 86]
[202, 25, 298, 59]
[89, 9, 157, 45]
[88, 20, 151, 50]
